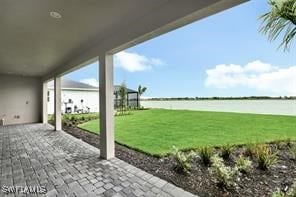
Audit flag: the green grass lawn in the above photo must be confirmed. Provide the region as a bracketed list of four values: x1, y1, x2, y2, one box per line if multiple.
[78, 109, 296, 156]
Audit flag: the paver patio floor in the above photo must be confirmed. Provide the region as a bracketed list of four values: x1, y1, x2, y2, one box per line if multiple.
[0, 124, 196, 197]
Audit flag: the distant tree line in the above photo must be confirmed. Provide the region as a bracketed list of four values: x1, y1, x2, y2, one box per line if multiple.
[145, 96, 296, 101]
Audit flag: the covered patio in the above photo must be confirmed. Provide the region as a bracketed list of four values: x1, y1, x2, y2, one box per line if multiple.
[0, 0, 247, 159]
[0, 0, 248, 195]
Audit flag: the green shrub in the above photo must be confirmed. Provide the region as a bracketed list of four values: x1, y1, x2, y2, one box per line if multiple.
[210, 155, 238, 188]
[272, 189, 285, 197]
[63, 115, 70, 120]
[289, 145, 296, 160]
[286, 181, 296, 196]
[220, 144, 234, 160]
[244, 142, 257, 158]
[235, 155, 252, 174]
[274, 139, 285, 150]
[172, 146, 195, 174]
[199, 146, 214, 166]
[254, 144, 277, 170]
[62, 119, 67, 126]
[70, 116, 76, 121]
[286, 138, 294, 148]
[272, 181, 296, 197]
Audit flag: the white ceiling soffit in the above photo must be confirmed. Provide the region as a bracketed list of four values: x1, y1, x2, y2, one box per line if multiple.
[0, 0, 248, 80]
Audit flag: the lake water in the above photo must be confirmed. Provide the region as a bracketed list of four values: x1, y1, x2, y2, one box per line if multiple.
[141, 100, 296, 116]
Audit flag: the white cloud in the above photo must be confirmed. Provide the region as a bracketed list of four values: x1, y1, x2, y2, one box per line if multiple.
[80, 78, 99, 87]
[245, 60, 276, 73]
[114, 51, 164, 72]
[205, 60, 296, 95]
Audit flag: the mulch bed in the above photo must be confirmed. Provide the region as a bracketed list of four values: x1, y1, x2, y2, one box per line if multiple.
[63, 126, 296, 197]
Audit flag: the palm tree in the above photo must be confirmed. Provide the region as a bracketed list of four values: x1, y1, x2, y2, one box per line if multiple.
[118, 82, 127, 115]
[138, 85, 147, 108]
[260, 0, 296, 51]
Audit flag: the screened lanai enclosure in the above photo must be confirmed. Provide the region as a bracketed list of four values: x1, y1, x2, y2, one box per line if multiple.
[114, 86, 139, 109]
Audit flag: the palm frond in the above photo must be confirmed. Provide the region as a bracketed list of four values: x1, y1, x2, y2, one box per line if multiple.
[259, 0, 296, 51]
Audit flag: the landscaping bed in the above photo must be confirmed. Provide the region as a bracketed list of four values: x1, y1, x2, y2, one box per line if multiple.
[63, 125, 296, 197]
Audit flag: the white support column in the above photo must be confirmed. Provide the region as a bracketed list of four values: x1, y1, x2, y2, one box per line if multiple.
[99, 53, 115, 159]
[42, 81, 48, 124]
[54, 77, 62, 131]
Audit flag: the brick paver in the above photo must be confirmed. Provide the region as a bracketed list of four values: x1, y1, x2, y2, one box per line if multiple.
[0, 124, 196, 197]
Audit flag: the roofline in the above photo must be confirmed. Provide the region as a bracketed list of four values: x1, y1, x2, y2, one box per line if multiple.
[48, 87, 138, 93]
[48, 87, 99, 91]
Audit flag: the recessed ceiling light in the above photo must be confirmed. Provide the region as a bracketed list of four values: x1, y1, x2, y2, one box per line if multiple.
[50, 11, 62, 19]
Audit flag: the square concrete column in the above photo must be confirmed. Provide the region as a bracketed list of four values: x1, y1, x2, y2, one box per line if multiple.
[54, 77, 62, 131]
[42, 81, 48, 124]
[99, 54, 115, 159]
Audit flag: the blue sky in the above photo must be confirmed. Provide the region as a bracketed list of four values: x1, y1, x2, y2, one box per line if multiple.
[65, 0, 296, 97]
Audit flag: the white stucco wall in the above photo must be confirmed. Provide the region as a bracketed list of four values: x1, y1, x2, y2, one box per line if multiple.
[0, 74, 42, 125]
[48, 89, 99, 114]
[47, 89, 139, 114]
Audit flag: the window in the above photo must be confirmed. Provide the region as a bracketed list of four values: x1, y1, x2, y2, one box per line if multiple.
[47, 91, 50, 102]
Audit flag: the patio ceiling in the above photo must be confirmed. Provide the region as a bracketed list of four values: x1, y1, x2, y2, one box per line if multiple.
[0, 0, 248, 79]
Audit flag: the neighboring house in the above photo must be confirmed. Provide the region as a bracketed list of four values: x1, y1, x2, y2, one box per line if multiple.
[48, 79, 139, 114]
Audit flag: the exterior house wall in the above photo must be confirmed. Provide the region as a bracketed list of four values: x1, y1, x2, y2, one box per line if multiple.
[48, 89, 99, 114]
[0, 74, 42, 125]
[47, 88, 139, 114]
